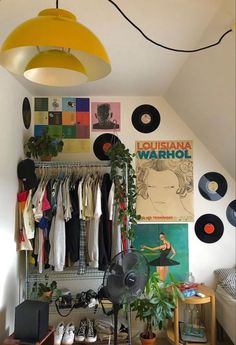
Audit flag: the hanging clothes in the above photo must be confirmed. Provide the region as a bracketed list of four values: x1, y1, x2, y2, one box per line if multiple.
[17, 190, 34, 251]
[98, 173, 112, 271]
[87, 180, 102, 268]
[78, 177, 87, 275]
[49, 182, 65, 271]
[65, 178, 80, 264]
[19, 161, 122, 274]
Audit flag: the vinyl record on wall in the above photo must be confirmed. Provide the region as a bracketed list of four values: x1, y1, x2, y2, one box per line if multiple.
[195, 214, 224, 243]
[93, 133, 120, 160]
[131, 104, 160, 133]
[22, 97, 31, 129]
[226, 200, 236, 227]
[198, 172, 227, 201]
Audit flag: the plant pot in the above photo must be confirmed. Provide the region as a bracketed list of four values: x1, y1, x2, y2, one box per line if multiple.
[40, 155, 52, 161]
[39, 290, 53, 302]
[140, 333, 157, 345]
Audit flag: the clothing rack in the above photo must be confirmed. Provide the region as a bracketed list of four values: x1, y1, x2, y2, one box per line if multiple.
[34, 160, 111, 168]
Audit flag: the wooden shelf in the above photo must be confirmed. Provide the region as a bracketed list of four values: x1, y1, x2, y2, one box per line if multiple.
[166, 285, 216, 345]
[167, 324, 210, 345]
[8, 328, 54, 345]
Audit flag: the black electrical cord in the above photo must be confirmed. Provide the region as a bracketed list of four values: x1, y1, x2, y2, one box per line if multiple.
[56, 0, 58, 9]
[107, 0, 232, 53]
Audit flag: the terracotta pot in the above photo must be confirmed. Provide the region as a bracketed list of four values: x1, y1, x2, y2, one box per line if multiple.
[40, 290, 53, 302]
[140, 333, 157, 345]
[40, 155, 52, 161]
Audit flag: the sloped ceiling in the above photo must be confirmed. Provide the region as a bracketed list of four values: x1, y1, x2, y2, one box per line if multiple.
[0, 0, 235, 177]
[165, 0, 235, 179]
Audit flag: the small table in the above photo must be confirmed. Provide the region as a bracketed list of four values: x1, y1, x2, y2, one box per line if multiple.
[167, 285, 216, 345]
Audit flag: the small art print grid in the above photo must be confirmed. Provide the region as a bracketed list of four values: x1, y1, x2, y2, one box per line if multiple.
[34, 97, 90, 153]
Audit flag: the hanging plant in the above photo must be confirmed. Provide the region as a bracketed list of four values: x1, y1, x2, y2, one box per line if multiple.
[108, 141, 140, 240]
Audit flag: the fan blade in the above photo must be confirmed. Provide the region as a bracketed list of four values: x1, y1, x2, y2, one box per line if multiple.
[132, 272, 148, 292]
[123, 252, 139, 271]
[107, 274, 125, 303]
[109, 262, 124, 275]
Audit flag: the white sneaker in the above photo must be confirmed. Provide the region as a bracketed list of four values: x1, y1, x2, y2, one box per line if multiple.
[62, 323, 75, 345]
[54, 322, 65, 345]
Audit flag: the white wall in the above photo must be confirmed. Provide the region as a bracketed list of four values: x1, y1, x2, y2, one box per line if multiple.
[165, 0, 235, 179]
[0, 68, 32, 340]
[0, 90, 235, 337]
[56, 95, 235, 287]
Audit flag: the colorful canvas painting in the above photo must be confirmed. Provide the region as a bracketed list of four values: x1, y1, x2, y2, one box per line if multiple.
[34, 97, 90, 153]
[132, 223, 189, 282]
[91, 102, 120, 131]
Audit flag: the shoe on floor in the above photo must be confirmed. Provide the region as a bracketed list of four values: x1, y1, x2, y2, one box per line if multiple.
[85, 319, 97, 343]
[62, 323, 75, 345]
[75, 319, 87, 342]
[54, 322, 65, 345]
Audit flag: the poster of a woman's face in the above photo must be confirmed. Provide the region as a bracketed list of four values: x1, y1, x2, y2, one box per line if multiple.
[136, 141, 194, 222]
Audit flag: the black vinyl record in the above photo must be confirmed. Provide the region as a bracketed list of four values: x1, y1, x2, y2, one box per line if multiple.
[195, 214, 224, 243]
[198, 172, 227, 201]
[226, 200, 236, 227]
[22, 97, 31, 129]
[93, 133, 120, 160]
[131, 104, 160, 133]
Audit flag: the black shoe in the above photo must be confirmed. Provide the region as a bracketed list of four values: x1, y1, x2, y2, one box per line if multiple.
[86, 289, 98, 308]
[75, 292, 88, 308]
[86, 289, 97, 301]
[75, 319, 87, 342]
[85, 319, 97, 343]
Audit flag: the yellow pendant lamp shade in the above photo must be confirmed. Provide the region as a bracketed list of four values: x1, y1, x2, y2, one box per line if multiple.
[24, 50, 88, 86]
[0, 8, 111, 86]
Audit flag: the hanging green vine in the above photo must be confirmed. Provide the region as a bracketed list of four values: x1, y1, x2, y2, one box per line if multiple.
[108, 141, 140, 240]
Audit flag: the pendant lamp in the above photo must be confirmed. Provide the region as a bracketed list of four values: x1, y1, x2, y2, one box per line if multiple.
[0, 7, 111, 86]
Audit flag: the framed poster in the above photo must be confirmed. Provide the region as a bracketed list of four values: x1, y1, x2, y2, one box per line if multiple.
[34, 97, 90, 153]
[136, 140, 194, 222]
[132, 223, 189, 282]
[91, 102, 120, 131]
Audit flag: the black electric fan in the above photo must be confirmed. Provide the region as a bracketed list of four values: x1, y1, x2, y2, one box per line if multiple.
[103, 249, 149, 345]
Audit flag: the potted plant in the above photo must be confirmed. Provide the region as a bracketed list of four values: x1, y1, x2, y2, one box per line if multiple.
[130, 271, 184, 345]
[36, 275, 61, 302]
[108, 141, 140, 240]
[24, 129, 64, 160]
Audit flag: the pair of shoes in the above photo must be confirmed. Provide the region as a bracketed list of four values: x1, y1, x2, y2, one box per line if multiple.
[75, 289, 98, 309]
[75, 319, 97, 343]
[75, 291, 88, 308]
[86, 289, 98, 308]
[54, 322, 75, 345]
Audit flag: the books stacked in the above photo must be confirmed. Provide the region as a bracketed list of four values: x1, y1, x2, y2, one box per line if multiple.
[179, 283, 199, 297]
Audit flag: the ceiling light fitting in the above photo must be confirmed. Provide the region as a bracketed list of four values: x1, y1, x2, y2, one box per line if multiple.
[0, 1, 233, 87]
[108, 0, 233, 53]
[0, 7, 111, 87]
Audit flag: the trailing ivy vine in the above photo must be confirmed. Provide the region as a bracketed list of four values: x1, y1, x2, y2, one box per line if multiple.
[108, 141, 140, 240]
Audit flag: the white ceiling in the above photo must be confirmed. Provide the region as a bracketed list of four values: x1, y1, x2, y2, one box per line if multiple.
[0, 0, 235, 177]
[0, 0, 231, 96]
